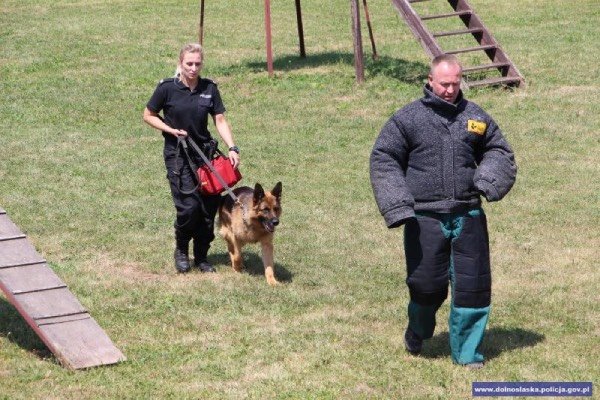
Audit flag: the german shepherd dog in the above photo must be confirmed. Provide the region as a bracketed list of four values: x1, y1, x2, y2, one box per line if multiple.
[218, 182, 282, 285]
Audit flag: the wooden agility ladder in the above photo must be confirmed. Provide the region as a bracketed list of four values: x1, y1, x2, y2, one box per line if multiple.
[391, 0, 525, 88]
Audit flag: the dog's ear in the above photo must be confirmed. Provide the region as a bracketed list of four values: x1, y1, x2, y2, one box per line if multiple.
[253, 183, 265, 204]
[271, 182, 282, 200]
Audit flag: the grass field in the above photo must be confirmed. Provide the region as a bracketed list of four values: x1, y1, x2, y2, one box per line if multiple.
[1, 0, 598, 398]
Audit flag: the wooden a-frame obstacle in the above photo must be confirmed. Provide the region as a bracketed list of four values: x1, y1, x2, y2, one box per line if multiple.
[0, 207, 125, 369]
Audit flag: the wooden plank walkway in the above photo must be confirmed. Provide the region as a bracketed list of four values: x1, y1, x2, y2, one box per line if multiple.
[0, 207, 126, 369]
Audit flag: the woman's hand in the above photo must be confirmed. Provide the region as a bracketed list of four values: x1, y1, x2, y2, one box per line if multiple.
[171, 128, 188, 138]
[228, 151, 240, 169]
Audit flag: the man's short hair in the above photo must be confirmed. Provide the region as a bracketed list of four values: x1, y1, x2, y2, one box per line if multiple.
[430, 54, 462, 75]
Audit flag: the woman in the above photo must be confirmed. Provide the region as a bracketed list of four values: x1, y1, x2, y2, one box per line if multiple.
[143, 43, 240, 273]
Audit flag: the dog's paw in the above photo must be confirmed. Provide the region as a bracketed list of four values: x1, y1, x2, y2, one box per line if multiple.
[266, 277, 279, 286]
[232, 264, 244, 273]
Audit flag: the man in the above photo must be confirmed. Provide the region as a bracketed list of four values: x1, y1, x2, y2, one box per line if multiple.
[369, 54, 517, 368]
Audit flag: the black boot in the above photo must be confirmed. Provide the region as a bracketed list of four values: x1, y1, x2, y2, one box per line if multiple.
[174, 248, 191, 273]
[404, 327, 423, 355]
[174, 231, 191, 273]
[193, 242, 216, 273]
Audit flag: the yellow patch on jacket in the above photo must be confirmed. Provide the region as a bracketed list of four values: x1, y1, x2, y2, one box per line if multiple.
[467, 119, 487, 135]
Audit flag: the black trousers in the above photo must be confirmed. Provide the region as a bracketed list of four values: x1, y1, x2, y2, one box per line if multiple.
[404, 209, 491, 309]
[164, 148, 220, 247]
[403, 209, 492, 364]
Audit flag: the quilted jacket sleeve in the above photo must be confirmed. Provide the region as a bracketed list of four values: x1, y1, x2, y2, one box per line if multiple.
[370, 117, 415, 228]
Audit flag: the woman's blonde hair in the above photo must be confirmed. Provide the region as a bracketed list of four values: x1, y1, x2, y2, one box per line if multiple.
[175, 43, 204, 77]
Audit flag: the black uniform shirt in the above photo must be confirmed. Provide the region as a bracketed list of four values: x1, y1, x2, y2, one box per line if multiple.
[146, 77, 226, 149]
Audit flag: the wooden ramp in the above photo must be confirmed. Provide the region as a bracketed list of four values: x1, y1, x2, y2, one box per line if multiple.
[391, 0, 525, 88]
[0, 207, 125, 369]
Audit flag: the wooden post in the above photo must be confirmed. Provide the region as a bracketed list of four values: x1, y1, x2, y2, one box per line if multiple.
[198, 0, 205, 45]
[362, 0, 378, 59]
[350, 0, 365, 83]
[264, 0, 274, 77]
[295, 0, 306, 58]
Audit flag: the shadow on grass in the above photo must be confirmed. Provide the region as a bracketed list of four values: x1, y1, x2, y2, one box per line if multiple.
[208, 251, 293, 283]
[0, 297, 52, 359]
[242, 51, 429, 84]
[421, 327, 545, 361]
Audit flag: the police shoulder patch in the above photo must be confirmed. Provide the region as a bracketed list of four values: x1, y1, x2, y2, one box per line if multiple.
[467, 119, 487, 135]
[158, 77, 175, 85]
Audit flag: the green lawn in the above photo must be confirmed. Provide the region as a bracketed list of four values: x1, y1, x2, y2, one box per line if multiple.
[1, 0, 598, 398]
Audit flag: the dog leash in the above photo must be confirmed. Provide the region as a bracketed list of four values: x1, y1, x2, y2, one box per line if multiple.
[178, 136, 248, 218]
